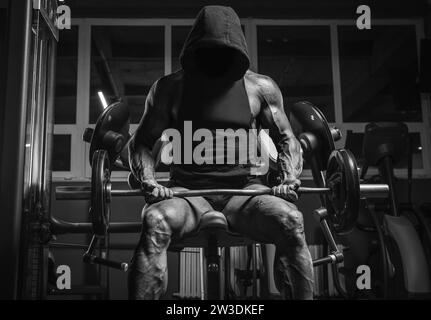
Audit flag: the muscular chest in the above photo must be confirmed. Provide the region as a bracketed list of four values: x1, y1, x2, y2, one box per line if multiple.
[177, 78, 261, 129]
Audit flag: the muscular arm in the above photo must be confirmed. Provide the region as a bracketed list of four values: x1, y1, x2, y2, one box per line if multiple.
[129, 80, 169, 184]
[129, 143, 156, 183]
[257, 76, 303, 185]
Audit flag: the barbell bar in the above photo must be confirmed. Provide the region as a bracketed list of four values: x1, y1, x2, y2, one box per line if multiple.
[55, 148, 389, 235]
[56, 184, 388, 200]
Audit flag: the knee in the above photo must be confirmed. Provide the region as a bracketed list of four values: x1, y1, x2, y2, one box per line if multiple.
[277, 206, 306, 247]
[140, 205, 173, 249]
[143, 206, 171, 232]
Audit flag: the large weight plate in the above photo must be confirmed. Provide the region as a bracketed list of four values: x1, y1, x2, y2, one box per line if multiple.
[266, 101, 336, 186]
[88, 101, 130, 166]
[91, 150, 111, 237]
[290, 101, 335, 171]
[325, 149, 360, 233]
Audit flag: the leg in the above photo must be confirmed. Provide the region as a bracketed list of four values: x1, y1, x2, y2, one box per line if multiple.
[223, 184, 314, 300]
[128, 190, 213, 300]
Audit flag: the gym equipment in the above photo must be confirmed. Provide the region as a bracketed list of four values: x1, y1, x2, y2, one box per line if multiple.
[5, 0, 60, 299]
[56, 149, 387, 237]
[367, 123, 430, 298]
[83, 100, 130, 168]
[54, 101, 388, 284]
[56, 149, 387, 273]
[339, 123, 431, 299]
[289, 101, 341, 171]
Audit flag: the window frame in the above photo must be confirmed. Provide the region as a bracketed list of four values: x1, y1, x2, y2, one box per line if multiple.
[53, 18, 430, 182]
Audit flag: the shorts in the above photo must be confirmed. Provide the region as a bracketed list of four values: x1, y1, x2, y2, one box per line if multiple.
[168, 175, 266, 212]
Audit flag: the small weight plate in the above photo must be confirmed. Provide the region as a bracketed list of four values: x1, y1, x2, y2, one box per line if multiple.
[325, 149, 360, 233]
[90, 150, 111, 237]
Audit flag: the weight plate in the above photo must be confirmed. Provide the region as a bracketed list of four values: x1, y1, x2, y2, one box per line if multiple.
[88, 101, 130, 166]
[325, 149, 360, 233]
[290, 101, 335, 171]
[91, 150, 111, 237]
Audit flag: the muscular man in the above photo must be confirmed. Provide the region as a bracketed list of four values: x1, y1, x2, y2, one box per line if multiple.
[128, 5, 313, 299]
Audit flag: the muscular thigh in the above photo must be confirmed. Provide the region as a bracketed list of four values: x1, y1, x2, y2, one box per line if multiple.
[223, 184, 302, 245]
[142, 186, 214, 239]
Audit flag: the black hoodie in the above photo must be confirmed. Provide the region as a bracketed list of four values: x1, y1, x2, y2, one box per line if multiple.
[170, 6, 262, 188]
[179, 5, 250, 81]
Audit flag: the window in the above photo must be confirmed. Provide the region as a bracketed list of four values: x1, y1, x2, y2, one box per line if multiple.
[338, 25, 421, 122]
[336, 22, 428, 176]
[55, 26, 78, 124]
[257, 26, 335, 121]
[53, 26, 78, 177]
[53, 19, 429, 181]
[52, 135, 72, 171]
[89, 26, 165, 124]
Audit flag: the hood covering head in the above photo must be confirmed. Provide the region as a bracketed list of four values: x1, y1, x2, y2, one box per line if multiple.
[180, 6, 250, 81]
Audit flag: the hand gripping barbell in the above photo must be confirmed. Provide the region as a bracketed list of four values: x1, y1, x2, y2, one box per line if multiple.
[56, 149, 389, 238]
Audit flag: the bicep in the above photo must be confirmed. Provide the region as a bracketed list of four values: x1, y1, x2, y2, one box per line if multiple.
[133, 81, 170, 149]
[258, 80, 295, 146]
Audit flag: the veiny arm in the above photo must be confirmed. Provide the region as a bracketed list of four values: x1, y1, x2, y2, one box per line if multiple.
[128, 80, 173, 201]
[129, 81, 160, 183]
[257, 76, 303, 186]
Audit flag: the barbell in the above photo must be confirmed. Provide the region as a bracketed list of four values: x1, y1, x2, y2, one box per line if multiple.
[56, 148, 389, 236]
[57, 185, 385, 198]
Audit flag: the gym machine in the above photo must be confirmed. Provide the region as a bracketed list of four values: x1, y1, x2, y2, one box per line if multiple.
[52, 101, 389, 299]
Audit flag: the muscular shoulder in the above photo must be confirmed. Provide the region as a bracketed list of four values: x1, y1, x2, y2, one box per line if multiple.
[148, 70, 184, 105]
[244, 70, 283, 109]
[135, 70, 184, 147]
[147, 71, 183, 110]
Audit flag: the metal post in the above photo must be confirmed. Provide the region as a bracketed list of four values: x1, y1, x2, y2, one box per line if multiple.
[0, 0, 32, 300]
[308, 157, 330, 297]
[224, 247, 232, 299]
[252, 244, 258, 299]
[39, 21, 57, 300]
[205, 233, 221, 299]
[17, 1, 59, 298]
[199, 248, 205, 300]
[379, 156, 400, 217]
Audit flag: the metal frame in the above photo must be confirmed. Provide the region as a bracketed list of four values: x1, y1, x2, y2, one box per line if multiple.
[0, 0, 33, 300]
[0, 0, 59, 300]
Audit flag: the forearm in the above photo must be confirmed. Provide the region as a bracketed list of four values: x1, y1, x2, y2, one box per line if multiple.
[129, 140, 156, 183]
[253, 73, 303, 184]
[277, 136, 303, 183]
